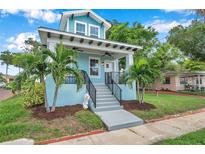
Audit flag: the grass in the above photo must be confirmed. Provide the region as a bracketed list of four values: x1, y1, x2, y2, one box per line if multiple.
[129, 93, 205, 120]
[156, 128, 205, 145]
[0, 95, 104, 143]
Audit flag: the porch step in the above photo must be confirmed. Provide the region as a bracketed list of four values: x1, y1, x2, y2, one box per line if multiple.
[97, 94, 114, 99]
[92, 105, 123, 112]
[96, 109, 144, 131]
[96, 97, 117, 102]
[96, 101, 120, 107]
[96, 90, 112, 96]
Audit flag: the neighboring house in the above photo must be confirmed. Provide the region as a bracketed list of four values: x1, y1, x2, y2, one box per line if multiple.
[1, 74, 15, 83]
[152, 71, 205, 91]
[38, 10, 141, 112]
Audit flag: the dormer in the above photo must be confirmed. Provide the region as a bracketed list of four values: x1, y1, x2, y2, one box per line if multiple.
[59, 10, 111, 39]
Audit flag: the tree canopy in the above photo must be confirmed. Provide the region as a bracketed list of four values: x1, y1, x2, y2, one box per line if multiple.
[167, 21, 205, 62]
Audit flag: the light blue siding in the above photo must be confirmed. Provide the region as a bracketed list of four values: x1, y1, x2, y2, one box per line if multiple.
[68, 15, 105, 39]
[77, 52, 113, 83]
[45, 52, 137, 107]
[46, 74, 86, 107]
[119, 82, 137, 100]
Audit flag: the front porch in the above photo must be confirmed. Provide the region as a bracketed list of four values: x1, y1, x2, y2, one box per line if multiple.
[39, 27, 140, 108]
[178, 72, 205, 91]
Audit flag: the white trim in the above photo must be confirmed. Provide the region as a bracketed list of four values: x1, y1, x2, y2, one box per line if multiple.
[89, 56, 101, 78]
[38, 27, 142, 50]
[74, 20, 87, 35]
[104, 60, 114, 73]
[66, 17, 69, 32]
[62, 9, 111, 29]
[88, 24, 100, 38]
[104, 29, 106, 39]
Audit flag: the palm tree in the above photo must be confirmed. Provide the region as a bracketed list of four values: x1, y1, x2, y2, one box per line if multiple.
[13, 47, 51, 112]
[0, 50, 13, 82]
[125, 57, 160, 103]
[44, 42, 84, 112]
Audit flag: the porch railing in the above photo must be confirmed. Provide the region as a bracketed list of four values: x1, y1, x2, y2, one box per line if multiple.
[108, 71, 126, 84]
[64, 76, 77, 84]
[105, 72, 122, 105]
[81, 70, 97, 108]
[64, 71, 96, 108]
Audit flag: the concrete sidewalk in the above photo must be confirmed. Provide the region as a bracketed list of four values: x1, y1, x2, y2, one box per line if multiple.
[50, 111, 205, 145]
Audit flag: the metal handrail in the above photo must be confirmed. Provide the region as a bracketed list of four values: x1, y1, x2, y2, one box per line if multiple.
[81, 70, 96, 108]
[105, 72, 122, 105]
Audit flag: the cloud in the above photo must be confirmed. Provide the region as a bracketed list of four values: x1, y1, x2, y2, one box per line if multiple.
[146, 19, 192, 33]
[0, 9, 61, 23]
[5, 32, 38, 51]
[162, 9, 193, 16]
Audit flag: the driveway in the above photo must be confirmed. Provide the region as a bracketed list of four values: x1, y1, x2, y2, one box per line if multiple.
[0, 88, 13, 101]
[49, 110, 205, 145]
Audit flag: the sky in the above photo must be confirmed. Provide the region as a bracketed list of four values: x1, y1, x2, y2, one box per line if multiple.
[0, 9, 198, 75]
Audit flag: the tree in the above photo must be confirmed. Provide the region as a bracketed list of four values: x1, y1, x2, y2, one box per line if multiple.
[167, 21, 205, 62]
[152, 43, 182, 72]
[12, 39, 51, 112]
[0, 50, 13, 82]
[107, 21, 158, 50]
[195, 9, 205, 20]
[125, 57, 160, 103]
[44, 43, 84, 112]
[182, 59, 205, 71]
[107, 21, 159, 70]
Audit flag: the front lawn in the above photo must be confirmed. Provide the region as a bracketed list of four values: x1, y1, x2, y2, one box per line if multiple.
[156, 128, 205, 145]
[0, 95, 104, 143]
[128, 93, 205, 120]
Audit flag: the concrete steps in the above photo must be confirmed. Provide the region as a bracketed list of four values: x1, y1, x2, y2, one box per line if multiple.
[89, 84, 143, 131]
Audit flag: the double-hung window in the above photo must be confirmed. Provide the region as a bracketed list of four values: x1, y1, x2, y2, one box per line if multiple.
[89, 24, 99, 38]
[89, 57, 100, 77]
[75, 21, 86, 36]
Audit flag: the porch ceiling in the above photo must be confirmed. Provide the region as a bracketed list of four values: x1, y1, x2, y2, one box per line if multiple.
[38, 27, 142, 55]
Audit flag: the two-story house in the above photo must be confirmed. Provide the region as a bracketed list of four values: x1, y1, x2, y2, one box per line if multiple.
[38, 10, 143, 130]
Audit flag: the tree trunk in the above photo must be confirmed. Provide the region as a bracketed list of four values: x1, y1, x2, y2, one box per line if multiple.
[41, 77, 50, 113]
[5, 64, 8, 83]
[136, 80, 140, 103]
[141, 86, 145, 104]
[51, 86, 59, 112]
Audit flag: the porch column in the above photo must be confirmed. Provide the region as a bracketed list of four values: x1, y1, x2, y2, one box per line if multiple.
[198, 75, 201, 89]
[114, 59, 119, 72]
[126, 53, 134, 70]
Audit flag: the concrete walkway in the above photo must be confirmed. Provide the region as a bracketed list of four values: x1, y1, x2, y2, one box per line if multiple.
[0, 88, 13, 101]
[50, 111, 205, 145]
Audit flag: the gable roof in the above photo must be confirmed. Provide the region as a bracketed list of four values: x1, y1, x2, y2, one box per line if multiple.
[59, 9, 112, 31]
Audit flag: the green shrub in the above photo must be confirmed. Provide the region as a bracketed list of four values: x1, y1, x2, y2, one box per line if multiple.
[23, 83, 45, 108]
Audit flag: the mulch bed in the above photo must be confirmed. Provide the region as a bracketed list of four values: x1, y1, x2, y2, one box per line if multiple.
[122, 100, 156, 111]
[32, 104, 83, 120]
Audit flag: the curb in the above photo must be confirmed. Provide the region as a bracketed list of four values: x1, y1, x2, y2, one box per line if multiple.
[35, 129, 105, 145]
[145, 108, 205, 123]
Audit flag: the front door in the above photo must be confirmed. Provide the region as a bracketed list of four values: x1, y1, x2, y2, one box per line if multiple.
[104, 61, 114, 73]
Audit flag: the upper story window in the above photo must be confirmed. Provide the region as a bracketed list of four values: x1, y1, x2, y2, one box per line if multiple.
[75, 21, 87, 36]
[89, 24, 100, 38]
